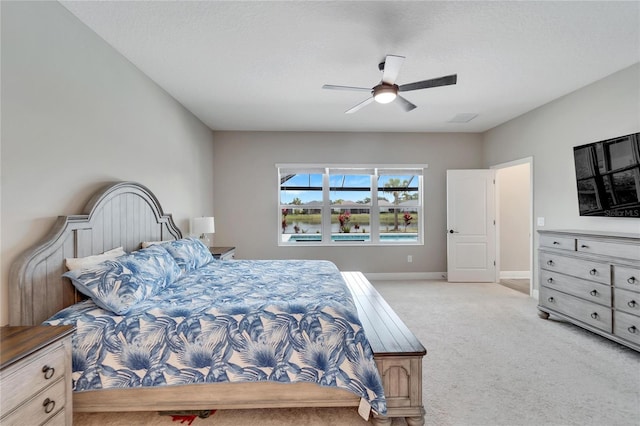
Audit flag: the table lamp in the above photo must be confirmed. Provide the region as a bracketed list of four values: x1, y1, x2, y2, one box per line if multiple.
[191, 216, 215, 247]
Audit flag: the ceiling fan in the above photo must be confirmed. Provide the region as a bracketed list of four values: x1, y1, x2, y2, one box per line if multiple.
[322, 54, 457, 114]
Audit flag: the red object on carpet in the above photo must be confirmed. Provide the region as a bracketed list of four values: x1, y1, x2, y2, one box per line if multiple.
[170, 410, 216, 425]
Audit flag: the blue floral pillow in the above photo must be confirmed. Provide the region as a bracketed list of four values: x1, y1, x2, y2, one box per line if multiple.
[159, 237, 213, 273]
[118, 245, 182, 289]
[62, 245, 181, 315]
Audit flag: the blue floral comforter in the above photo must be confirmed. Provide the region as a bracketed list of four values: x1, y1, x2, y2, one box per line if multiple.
[45, 259, 386, 414]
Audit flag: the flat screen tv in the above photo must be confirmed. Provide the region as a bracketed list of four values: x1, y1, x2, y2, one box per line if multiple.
[573, 132, 640, 218]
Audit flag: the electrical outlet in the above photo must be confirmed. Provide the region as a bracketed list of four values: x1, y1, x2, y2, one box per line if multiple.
[407, 255, 413, 263]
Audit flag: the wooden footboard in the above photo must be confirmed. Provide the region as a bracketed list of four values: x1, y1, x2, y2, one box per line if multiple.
[342, 272, 427, 426]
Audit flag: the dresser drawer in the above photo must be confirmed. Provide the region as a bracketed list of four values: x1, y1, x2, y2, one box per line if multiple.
[577, 238, 640, 261]
[539, 251, 610, 285]
[0, 340, 67, 414]
[43, 408, 67, 426]
[614, 288, 640, 315]
[613, 265, 640, 292]
[613, 311, 640, 346]
[0, 377, 65, 426]
[539, 234, 575, 251]
[540, 270, 611, 306]
[540, 287, 612, 332]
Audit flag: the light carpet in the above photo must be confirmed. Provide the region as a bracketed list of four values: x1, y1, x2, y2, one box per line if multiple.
[74, 280, 639, 426]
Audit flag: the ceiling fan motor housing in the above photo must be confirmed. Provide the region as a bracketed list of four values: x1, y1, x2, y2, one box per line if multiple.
[373, 83, 399, 104]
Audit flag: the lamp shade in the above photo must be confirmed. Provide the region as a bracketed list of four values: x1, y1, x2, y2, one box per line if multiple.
[192, 217, 215, 235]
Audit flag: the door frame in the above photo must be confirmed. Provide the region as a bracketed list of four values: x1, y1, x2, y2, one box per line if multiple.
[490, 157, 535, 297]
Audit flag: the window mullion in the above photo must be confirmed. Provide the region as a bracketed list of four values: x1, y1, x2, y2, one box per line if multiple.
[370, 174, 380, 243]
[418, 175, 424, 244]
[322, 172, 331, 244]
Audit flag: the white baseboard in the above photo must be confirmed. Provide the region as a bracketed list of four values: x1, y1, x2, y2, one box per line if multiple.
[364, 272, 447, 281]
[499, 270, 531, 279]
[363, 272, 540, 299]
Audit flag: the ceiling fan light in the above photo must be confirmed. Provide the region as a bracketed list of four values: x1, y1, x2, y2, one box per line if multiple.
[374, 91, 397, 104]
[373, 84, 398, 104]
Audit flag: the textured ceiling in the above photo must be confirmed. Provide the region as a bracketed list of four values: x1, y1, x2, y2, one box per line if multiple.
[60, 1, 640, 133]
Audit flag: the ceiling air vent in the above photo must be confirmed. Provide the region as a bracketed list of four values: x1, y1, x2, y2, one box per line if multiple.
[448, 113, 478, 123]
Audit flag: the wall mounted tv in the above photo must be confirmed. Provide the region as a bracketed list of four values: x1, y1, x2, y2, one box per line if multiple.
[573, 132, 640, 218]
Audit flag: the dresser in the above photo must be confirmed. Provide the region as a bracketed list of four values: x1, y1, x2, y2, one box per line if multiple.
[538, 230, 640, 351]
[1, 326, 74, 425]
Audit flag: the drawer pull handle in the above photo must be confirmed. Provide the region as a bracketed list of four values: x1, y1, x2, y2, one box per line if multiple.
[547, 297, 555, 303]
[43, 398, 56, 414]
[629, 326, 638, 334]
[590, 290, 598, 296]
[589, 269, 597, 276]
[591, 312, 599, 319]
[547, 260, 554, 266]
[547, 278, 554, 283]
[628, 300, 637, 308]
[553, 241, 560, 245]
[42, 365, 55, 380]
[628, 276, 637, 285]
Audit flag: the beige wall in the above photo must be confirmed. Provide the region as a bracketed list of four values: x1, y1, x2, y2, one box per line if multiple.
[0, 1, 215, 325]
[497, 162, 531, 274]
[483, 63, 640, 292]
[212, 131, 483, 275]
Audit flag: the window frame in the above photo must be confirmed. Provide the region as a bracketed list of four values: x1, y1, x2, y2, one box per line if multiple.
[277, 164, 427, 246]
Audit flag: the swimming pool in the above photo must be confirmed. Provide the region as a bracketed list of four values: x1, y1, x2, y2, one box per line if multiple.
[285, 233, 418, 242]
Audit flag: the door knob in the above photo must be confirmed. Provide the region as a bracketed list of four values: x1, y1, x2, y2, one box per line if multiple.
[448, 229, 459, 234]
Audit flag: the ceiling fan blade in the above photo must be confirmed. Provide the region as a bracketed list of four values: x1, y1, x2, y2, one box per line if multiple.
[322, 84, 372, 92]
[381, 55, 405, 85]
[345, 97, 374, 114]
[395, 95, 417, 112]
[398, 74, 458, 92]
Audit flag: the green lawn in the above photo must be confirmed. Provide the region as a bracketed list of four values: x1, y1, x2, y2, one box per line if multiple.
[283, 212, 418, 230]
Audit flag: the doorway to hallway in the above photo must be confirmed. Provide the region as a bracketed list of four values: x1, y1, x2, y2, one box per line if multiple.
[493, 158, 533, 296]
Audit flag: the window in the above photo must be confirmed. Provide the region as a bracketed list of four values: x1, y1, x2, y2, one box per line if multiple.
[278, 164, 425, 245]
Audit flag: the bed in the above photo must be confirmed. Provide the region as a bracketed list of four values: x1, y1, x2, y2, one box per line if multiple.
[9, 181, 426, 425]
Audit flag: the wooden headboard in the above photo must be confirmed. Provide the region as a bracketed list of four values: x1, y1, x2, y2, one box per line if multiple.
[9, 182, 182, 326]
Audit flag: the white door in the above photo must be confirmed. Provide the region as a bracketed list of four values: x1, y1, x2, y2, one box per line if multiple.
[446, 170, 496, 282]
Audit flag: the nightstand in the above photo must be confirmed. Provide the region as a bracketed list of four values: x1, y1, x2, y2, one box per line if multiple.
[209, 246, 236, 260]
[1, 326, 74, 426]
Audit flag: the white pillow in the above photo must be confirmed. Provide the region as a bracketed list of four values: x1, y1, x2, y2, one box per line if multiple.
[65, 246, 126, 271]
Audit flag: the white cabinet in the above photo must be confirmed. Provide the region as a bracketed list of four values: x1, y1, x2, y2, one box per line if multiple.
[538, 230, 640, 351]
